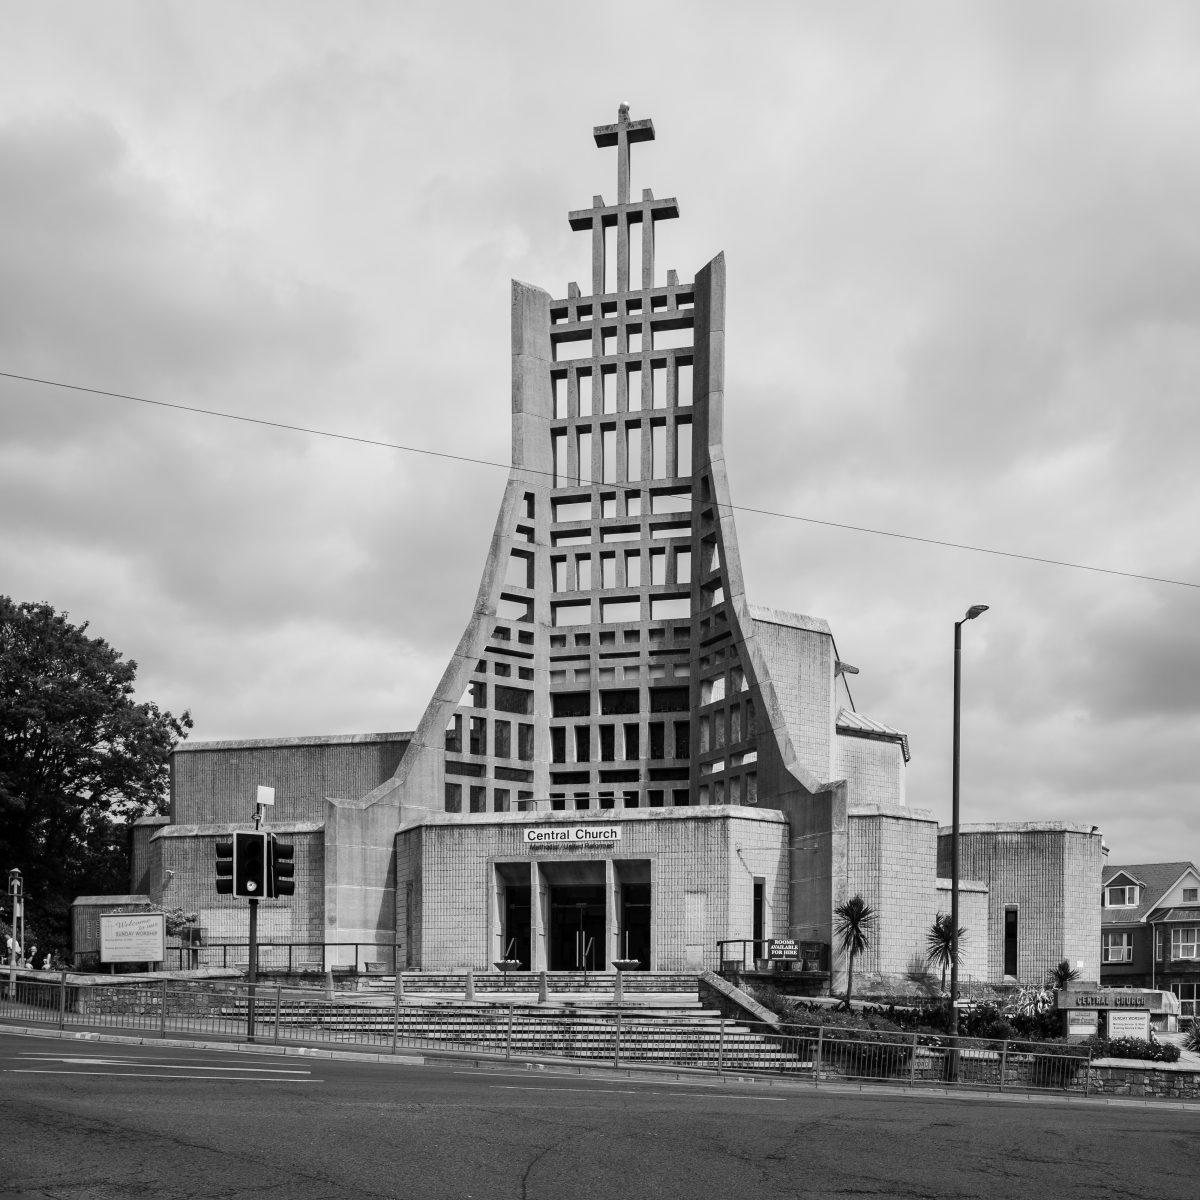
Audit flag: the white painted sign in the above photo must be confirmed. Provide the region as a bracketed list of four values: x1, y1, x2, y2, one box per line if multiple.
[100, 913, 166, 963]
[1106, 1009, 1151, 1040]
[256, 785, 275, 806]
[523, 826, 622, 845]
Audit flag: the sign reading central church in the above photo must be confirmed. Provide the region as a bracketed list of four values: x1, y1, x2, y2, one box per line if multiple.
[523, 826, 623, 845]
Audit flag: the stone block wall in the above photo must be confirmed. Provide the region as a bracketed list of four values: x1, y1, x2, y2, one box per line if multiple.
[749, 610, 835, 787]
[171, 733, 410, 825]
[154, 825, 325, 948]
[938, 824, 1104, 985]
[395, 807, 787, 972]
[846, 806, 939, 978]
[934, 879, 989, 983]
[836, 735, 905, 808]
[130, 817, 169, 895]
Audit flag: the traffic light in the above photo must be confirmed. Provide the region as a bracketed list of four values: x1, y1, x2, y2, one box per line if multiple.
[215, 839, 235, 895]
[233, 831, 269, 898]
[268, 835, 295, 899]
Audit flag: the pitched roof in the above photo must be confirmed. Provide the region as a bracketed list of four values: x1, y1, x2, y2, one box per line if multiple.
[1101, 861, 1198, 925]
[1150, 906, 1200, 924]
[836, 708, 910, 762]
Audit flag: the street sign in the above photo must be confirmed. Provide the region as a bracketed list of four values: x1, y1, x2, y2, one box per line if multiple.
[256, 785, 275, 806]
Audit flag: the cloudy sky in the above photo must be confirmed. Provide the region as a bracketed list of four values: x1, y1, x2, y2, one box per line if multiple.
[3, 1, 1198, 864]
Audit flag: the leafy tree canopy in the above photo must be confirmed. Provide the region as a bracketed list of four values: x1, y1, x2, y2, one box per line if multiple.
[0, 596, 191, 953]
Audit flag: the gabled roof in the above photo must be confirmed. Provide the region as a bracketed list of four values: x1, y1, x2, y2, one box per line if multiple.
[836, 708, 910, 763]
[1101, 861, 1198, 925]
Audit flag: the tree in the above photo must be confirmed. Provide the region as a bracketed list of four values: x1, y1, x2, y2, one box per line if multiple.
[834, 894, 876, 1010]
[1045, 959, 1081, 990]
[925, 911, 967, 993]
[0, 597, 191, 954]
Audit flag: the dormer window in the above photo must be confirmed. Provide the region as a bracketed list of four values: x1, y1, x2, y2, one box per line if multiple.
[1184, 888, 1199, 904]
[1105, 884, 1139, 907]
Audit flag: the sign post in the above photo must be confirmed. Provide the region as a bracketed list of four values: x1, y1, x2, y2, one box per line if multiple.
[7, 869, 22, 1000]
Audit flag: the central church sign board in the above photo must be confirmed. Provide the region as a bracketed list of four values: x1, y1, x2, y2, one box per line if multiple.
[1056, 991, 1153, 1010]
[100, 912, 165, 964]
[523, 826, 622, 848]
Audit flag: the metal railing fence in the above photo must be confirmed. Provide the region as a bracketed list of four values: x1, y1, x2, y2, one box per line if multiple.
[151, 942, 394, 974]
[0, 975, 1103, 1095]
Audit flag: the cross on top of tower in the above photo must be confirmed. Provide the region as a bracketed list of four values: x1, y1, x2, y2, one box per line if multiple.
[592, 102, 656, 206]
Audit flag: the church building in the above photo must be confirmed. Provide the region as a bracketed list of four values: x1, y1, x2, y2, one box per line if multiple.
[118, 108, 1103, 989]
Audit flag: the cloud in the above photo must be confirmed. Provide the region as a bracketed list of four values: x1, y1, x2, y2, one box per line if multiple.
[1, 2, 1198, 870]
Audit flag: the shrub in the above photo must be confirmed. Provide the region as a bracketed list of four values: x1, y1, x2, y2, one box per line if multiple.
[1083, 1035, 1180, 1063]
[1185, 1020, 1200, 1054]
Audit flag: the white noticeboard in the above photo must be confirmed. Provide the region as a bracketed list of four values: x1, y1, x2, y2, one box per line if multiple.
[1106, 1009, 1151, 1040]
[100, 912, 166, 963]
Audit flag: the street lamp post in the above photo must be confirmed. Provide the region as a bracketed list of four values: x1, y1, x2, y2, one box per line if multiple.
[949, 605, 988, 1041]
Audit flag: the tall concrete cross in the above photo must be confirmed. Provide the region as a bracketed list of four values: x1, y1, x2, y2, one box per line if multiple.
[570, 105, 677, 296]
[593, 102, 655, 206]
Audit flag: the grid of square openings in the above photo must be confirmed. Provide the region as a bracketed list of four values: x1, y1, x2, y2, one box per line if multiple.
[696, 649, 758, 806]
[443, 633, 538, 814]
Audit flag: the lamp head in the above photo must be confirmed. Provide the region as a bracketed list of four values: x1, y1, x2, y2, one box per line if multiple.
[965, 605, 989, 621]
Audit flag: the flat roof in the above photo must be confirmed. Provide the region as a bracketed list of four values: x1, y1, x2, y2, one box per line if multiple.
[938, 821, 1103, 837]
[747, 604, 832, 636]
[174, 731, 413, 753]
[401, 804, 789, 833]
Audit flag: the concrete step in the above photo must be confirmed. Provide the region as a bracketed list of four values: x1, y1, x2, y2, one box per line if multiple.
[358, 972, 701, 995]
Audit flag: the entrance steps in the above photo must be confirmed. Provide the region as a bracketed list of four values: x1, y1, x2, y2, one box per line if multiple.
[358, 971, 701, 999]
[219, 1000, 798, 1071]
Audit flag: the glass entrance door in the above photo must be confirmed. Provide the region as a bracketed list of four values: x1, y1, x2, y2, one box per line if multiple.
[548, 884, 606, 970]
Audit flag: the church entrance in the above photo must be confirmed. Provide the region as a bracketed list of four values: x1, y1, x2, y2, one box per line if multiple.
[494, 862, 533, 969]
[548, 883, 606, 970]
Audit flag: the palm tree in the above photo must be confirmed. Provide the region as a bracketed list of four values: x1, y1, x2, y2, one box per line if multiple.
[925, 912, 966, 993]
[1045, 959, 1080, 990]
[834, 894, 876, 1010]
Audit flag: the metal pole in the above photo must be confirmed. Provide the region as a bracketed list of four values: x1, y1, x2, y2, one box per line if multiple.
[392, 972, 401, 1056]
[717, 1017, 725, 1074]
[58, 969, 67, 1030]
[615, 1008, 622, 1069]
[274, 985, 282, 1046]
[814, 1025, 824, 1084]
[159, 977, 168, 1038]
[507, 1005, 514, 1061]
[247, 897, 258, 1042]
[950, 617, 962, 1042]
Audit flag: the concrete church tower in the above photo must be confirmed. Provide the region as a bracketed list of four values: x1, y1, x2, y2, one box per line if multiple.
[331, 107, 857, 971]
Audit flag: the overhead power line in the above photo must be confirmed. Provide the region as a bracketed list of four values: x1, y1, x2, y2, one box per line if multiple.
[3, 368, 1197, 592]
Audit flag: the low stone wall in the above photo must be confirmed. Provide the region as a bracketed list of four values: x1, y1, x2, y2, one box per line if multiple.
[1088, 1061, 1200, 1100]
[75, 981, 232, 1017]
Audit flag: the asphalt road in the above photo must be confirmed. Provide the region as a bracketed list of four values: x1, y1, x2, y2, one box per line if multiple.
[2, 1030, 1197, 1200]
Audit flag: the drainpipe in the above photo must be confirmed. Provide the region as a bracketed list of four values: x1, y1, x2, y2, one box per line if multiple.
[1150, 919, 1156, 992]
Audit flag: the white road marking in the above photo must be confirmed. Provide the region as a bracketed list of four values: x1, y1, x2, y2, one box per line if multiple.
[488, 1084, 785, 1099]
[14, 1055, 308, 1074]
[5, 1069, 318, 1081]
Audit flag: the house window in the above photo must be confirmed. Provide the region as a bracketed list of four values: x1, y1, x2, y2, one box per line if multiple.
[1170, 926, 1200, 960]
[1172, 982, 1199, 1019]
[1102, 932, 1132, 963]
[1183, 888, 1199, 904]
[1104, 884, 1139, 908]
